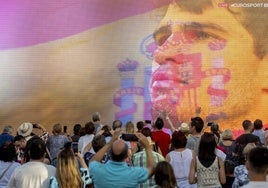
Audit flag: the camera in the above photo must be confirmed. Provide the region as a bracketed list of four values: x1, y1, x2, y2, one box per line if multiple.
[121, 134, 138, 142]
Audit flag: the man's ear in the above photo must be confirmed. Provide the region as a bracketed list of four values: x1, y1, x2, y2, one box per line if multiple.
[245, 159, 250, 171]
[258, 55, 268, 91]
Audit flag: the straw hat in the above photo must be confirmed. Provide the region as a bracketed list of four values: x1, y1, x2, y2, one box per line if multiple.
[179, 122, 189, 133]
[18, 122, 33, 137]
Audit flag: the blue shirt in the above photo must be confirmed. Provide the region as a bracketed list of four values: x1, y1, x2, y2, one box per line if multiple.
[0, 133, 14, 147]
[90, 160, 149, 188]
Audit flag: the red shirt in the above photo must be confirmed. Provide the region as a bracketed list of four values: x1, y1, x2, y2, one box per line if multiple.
[151, 130, 171, 157]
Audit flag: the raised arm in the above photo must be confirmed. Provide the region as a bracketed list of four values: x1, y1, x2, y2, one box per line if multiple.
[90, 129, 121, 162]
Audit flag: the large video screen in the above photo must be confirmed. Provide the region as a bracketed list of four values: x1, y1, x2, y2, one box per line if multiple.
[1, 0, 267, 132]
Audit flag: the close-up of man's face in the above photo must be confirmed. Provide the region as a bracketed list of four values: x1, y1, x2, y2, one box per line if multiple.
[151, 1, 268, 129]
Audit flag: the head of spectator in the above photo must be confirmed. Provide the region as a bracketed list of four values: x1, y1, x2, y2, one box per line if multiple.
[79, 127, 86, 137]
[253, 119, 263, 130]
[125, 121, 135, 134]
[179, 122, 190, 136]
[92, 112, 101, 122]
[154, 161, 177, 188]
[13, 135, 27, 149]
[210, 123, 221, 144]
[221, 129, 234, 141]
[198, 132, 216, 160]
[101, 125, 113, 137]
[155, 117, 164, 130]
[242, 120, 253, 133]
[92, 135, 106, 153]
[56, 143, 83, 188]
[243, 143, 257, 159]
[0, 141, 16, 162]
[141, 127, 156, 151]
[190, 117, 204, 135]
[52, 123, 62, 136]
[136, 121, 145, 133]
[112, 120, 122, 131]
[110, 140, 128, 162]
[17, 122, 33, 141]
[84, 122, 95, 135]
[246, 147, 268, 182]
[2, 125, 14, 135]
[265, 130, 268, 147]
[73, 124, 82, 136]
[28, 137, 47, 161]
[0, 125, 14, 148]
[171, 130, 187, 149]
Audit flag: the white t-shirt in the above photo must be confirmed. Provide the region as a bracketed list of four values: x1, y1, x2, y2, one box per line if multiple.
[78, 134, 94, 154]
[8, 161, 56, 188]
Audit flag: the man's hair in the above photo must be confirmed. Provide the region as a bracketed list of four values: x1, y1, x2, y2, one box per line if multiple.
[112, 120, 122, 130]
[92, 112, 101, 122]
[242, 120, 252, 130]
[247, 147, 268, 174]
[171, 131, 187, 149]
[2, 125, 13, 134]
[14, 135, 25, 142]
[141, 127, 152, 137]
[136, 121, 145, 131]
[253, 119, 263, 130]
[92, 135, 106, 152]
[190, 117, 204, 133]
[110, 142, 128, 162]
[155, 117, 164, 130]
[28, 137, 46, 160]
[84, 121, 95, 134]
[174, 0, 268, 59]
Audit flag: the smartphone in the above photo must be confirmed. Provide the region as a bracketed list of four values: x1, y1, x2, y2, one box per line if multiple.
[207, 122, 213, 126]
[121, 134, 138, 142]
[63, 126, 67, 133]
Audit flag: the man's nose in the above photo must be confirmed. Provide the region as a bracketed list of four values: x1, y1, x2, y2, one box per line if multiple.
[153, 32, 193, 65]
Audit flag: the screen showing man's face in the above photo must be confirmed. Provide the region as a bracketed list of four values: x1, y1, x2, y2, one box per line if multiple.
[151, 2, 267, 129]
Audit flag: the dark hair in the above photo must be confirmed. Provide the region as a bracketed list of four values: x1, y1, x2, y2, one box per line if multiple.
[136, 121, 145, 131]
[253, 119, 263, 130]
[73, 124, 82, 135]
[141, 127, 152, 137]
[110, 142, 128, 162]
[154, 161, 177, 188]
[190, 117, 204, 133]
[112, 120, 122, 130]
[101, 125, 112, 137]
[14, 135, 25, 142]
[28, 137, 46, 160]
[242, 120, 252, 130]
[198, 132, 216, 161]
[172, 131, 187, 149]
[247, 147, 268, 174]
[155, 117, 164, 130]
[84, 122, 95, 134]
[0, 142, 16, 162]
[92, 135, 106, 152]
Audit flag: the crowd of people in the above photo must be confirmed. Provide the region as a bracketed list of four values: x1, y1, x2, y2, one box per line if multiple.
[0, 111, 268, 188]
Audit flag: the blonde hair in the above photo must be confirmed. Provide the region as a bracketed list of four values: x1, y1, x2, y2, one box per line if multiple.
[52, 123, 62, 135]
[56, 147, 83, 188]
[125, 121, 135, 134]
[221, 129, 234, 141]
[243, 143, 256, 156]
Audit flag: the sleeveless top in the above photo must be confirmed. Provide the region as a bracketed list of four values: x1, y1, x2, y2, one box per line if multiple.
[196, 157, 222, 188]
[169, 149, 193, 180]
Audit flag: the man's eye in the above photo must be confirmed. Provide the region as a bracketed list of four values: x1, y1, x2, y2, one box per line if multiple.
[156, 34, 171, 46]
[194, 30, 219, 41]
